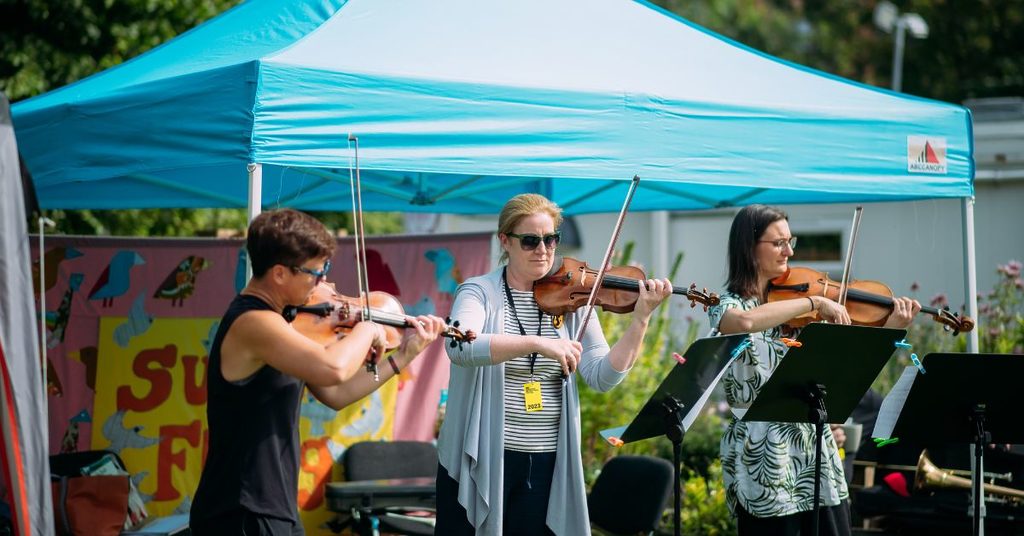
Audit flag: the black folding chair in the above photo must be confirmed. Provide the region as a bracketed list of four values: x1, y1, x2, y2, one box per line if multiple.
[588, 455, 674, 536]
[327, 441, 437, 536]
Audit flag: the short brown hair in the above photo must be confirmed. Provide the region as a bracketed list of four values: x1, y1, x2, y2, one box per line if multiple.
[497, 194, 563, 264]
[246, 209, 335, 277]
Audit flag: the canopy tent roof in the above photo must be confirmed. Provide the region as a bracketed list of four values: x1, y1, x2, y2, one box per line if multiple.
[12, 0, 974, 215]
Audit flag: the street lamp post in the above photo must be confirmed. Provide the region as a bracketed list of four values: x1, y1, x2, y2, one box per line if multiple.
[873, 1, 929, 92]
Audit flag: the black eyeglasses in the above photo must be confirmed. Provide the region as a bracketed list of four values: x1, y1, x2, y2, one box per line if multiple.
[291, 260, 331, 282]
[758, 237, 798, 250]
[506, 232, 561, 251]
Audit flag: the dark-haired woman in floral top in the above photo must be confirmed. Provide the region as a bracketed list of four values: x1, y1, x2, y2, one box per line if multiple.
[708, 204, 920, 536]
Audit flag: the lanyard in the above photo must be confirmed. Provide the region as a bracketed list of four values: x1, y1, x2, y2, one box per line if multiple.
[502, 267, 543, 377]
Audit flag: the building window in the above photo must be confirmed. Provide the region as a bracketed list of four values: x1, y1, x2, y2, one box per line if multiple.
[792, 232, 842, 262]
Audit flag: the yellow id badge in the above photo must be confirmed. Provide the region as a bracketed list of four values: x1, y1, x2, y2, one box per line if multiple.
[523, 382, 543, 412]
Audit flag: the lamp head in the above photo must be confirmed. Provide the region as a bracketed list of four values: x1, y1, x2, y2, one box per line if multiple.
[873, 0, 898, 33]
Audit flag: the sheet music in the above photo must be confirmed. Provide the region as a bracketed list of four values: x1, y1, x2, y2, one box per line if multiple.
[599, 425, 628, 444]
[872, 366, 919, 439]
[683, 358, 734, 431]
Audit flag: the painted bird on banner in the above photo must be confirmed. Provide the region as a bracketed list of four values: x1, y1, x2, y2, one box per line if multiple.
[88, 250, 145, 307]
[154, 255, 210, 306]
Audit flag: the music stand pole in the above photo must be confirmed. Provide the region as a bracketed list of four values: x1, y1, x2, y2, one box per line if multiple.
[662, 396, 685, 536]
[806, 383, 828, 536]
[971, 405, 989, 536]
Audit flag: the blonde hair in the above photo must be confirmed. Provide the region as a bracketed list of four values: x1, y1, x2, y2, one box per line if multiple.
[497, 194, 563, 264]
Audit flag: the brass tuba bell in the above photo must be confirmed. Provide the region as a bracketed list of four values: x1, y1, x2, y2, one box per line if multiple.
[914, 449, 1024, 501]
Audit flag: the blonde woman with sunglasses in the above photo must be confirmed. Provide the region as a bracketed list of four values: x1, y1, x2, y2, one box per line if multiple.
[435, 194, 672, 536]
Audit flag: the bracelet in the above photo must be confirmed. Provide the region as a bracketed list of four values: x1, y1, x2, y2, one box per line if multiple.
[806, 297, 815, 312]
[387, 355, 401, 375]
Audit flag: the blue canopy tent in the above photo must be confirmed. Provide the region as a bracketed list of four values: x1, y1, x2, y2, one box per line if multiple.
[13, 0, 973, 214]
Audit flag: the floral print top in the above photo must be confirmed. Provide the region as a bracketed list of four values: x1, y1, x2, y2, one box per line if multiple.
[709, 291, 849, 518]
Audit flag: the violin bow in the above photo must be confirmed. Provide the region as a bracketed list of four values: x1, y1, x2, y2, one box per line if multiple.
[348, 134, 380, 380]
[573, 175, 641, 343]
[837, 206, 864, 308]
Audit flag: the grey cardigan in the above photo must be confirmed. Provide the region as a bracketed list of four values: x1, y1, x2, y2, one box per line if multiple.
[437, 267, 630, 535]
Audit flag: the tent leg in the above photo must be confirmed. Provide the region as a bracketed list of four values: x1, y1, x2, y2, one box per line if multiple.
[246, 163, 262, 283]
[961, 196, 979, 353]
[36, 217, 54, 411]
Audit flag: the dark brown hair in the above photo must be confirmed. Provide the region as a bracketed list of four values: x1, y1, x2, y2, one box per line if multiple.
[246, 209, 335, 278]
[725, 204, 788, 299]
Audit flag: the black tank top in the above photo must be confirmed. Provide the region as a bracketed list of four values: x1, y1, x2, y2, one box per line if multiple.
[190, 295, 305, 524]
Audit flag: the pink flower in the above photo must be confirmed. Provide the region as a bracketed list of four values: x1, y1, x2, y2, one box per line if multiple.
[1016, 278, 1023, 290]
[929, 293, 948, 308]
[998, 260, 1022, 278]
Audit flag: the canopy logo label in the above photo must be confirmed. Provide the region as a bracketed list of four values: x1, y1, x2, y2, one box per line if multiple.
[907, 136, 947, 174]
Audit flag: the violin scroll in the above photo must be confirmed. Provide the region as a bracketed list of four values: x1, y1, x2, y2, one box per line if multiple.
[932, 307, 974, 336]
[686, 283, 720, 311]
[443, 317, 476, 350]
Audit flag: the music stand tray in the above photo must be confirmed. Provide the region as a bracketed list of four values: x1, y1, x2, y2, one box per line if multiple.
[600, 333, 749, 536]
[740, 322, 906, 536]
[872, 353, 1024, 536]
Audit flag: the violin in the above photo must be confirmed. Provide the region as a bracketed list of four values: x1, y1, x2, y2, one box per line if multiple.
[767, 267, 974, 335]
[532, 256, 719, 316]
[284, 282, 476, 352]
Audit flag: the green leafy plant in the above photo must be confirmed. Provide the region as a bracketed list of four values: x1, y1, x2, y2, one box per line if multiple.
[677, 459, 736, 536]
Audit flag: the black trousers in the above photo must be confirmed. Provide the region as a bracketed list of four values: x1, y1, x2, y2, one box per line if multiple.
[737, 500, 852, 536]
[435, 450, 558, 536]
[190, 508, 305, 536]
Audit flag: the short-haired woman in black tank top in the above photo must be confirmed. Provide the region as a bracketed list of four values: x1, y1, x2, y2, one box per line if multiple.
[190, 209, 446, 536]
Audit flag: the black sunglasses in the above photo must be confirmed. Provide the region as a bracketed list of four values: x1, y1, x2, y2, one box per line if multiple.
[506, 232, 561, 251]
[291, 260, 331, 282]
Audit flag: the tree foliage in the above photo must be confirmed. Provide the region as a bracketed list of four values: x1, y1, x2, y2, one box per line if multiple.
[657, 0, 1024, 102]
[0, 0, 243, 100]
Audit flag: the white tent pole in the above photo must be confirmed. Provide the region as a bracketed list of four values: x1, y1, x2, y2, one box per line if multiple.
[961, 196, 979, 353]
[246, 163, 262, 282]
[37, 216, 54, 409]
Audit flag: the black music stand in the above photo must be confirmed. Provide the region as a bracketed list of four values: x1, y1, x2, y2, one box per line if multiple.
[871, 353, 1024, 536]
[600, 333, 748, 536]
[740, 323, 906, 536]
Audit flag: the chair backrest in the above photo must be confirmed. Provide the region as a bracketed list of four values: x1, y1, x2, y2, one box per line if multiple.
[342, 441, 438, 481]
[588, 455, 674, 535]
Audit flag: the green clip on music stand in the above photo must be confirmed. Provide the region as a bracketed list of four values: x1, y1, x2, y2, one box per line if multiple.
[738, 322, 906, 536]
[600, 333, 748, 536]
[872, 353, 1024, 536]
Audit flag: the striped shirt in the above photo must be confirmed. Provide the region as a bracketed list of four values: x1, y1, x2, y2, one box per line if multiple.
[502, 287, 562, 452]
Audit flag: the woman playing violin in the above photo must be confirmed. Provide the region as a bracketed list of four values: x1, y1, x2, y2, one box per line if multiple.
[191, 209, 446, 536]
[709, 204, 921, 536]
[436, 193, 673, 536]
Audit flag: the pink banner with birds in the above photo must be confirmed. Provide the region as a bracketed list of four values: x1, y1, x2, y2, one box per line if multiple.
[32, 232, 491, 530]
